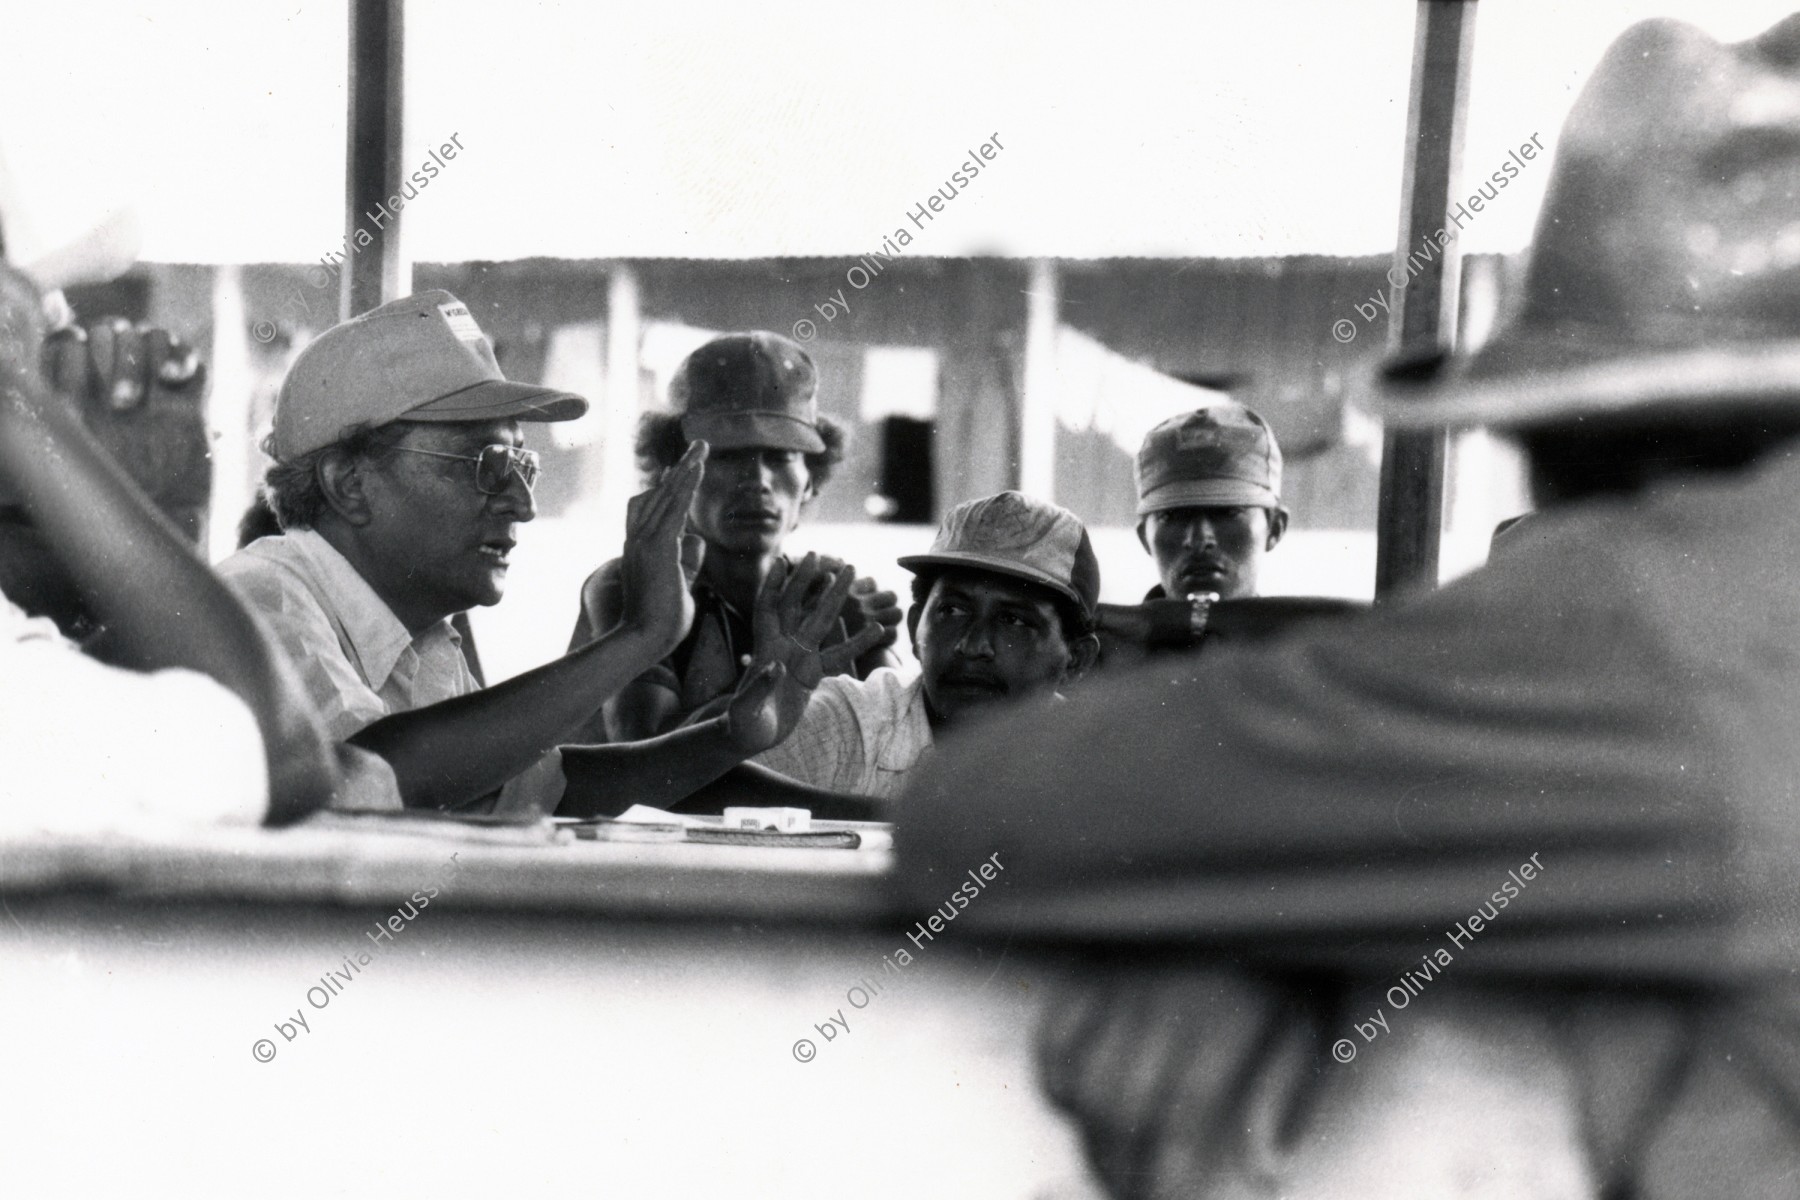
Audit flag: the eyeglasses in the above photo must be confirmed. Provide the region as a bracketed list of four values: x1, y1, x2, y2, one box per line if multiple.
[390, 444, 541, 495]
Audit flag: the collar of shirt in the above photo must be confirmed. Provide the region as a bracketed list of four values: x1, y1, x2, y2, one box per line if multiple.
[690, 557, 790, 627]
[279, 528, 462, 691]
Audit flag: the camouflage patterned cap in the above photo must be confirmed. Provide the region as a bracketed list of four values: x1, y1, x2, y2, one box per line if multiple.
[898, 491, 1100, 618]
[672, 330, 825, 454]
[1134, 403, 1282, 517]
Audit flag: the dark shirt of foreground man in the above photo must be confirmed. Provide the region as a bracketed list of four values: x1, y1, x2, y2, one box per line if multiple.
[568, 331, 901, 742]
[897, 17, 1800, 1200]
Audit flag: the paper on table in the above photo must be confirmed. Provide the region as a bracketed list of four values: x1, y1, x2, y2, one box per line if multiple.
[613, 804, 718, 827]
[607, 804, 894, 851]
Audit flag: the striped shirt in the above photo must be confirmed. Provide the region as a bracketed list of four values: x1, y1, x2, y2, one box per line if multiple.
[755, 667, 933, 800]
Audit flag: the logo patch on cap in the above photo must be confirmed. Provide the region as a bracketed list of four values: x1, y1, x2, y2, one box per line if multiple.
[1175, 413, 1225, 450]
[437, 301, 484, 343]
[965, 492, 1049, 553]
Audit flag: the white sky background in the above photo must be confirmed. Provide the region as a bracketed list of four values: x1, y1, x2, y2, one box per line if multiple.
[1, 0, 1799, 264]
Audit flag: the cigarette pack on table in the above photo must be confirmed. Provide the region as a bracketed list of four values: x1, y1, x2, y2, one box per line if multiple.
[721, 807, 811, 833]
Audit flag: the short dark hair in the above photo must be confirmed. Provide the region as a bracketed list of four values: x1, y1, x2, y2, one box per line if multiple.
[1520, 409, 1800, 505]
[909, 566, 1095, 644]
[236, 492, 284, 547]
[261, 420, 410, 530]
[635, 410, 848, 490]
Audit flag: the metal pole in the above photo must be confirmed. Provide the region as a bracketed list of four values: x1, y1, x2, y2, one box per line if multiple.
[343, 0, 406, 320]
[1374, 0, 1477, 598]
[1017, 258, 1060, 501]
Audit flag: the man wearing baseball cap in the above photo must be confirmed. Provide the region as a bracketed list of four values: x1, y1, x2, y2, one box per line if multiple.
[754, 491, 1099, 800]
[569, 330, 901, 743]
[221, 294, 859, 813]
[898, 17, 1800, 1196]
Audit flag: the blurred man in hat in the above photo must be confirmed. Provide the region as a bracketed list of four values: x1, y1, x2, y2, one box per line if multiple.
[754, 491, 1100, 800]
[896, 16, 1800, 1198]
[222, 295, 873, 813]
[568, 330, 902, 742]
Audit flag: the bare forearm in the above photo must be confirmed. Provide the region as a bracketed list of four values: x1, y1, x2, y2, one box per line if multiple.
[555, 717, 763, 818]
[0, 371, 338, 821]
[603, 681, 685, 742]
[352, 623, 671, 809]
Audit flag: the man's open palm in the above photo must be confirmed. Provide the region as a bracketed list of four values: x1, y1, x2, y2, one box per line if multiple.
[724, 554, 885, 754]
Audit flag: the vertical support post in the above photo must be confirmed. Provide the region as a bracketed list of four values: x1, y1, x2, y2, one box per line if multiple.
[1374, 0, 1477, 598]
[598, 262, 642, 536]
[206, 266, 254, 562]
[343, 0, 406, 320]
[1017, 258, 1060, 501]
[936, 261, 1027, 511]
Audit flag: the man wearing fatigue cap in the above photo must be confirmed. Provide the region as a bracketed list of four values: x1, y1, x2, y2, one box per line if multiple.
[1094, 403, 1295, 658]
[754, 491, 1099, 801]
[222, 294, 864, 814]
[569, 330, 901, 744]
[1135, 403, 1287, 602]
[896, 17, 1800, 1197]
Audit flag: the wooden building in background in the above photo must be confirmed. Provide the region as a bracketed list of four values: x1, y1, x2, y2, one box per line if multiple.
[74, 253, 1513, 553]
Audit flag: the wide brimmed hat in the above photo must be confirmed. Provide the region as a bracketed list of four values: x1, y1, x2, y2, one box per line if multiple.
[1374, 15, 1800, 429]
[272, 290, 586, 460]
[899, 491, 1100, 619]
[672, 331, 825, 454]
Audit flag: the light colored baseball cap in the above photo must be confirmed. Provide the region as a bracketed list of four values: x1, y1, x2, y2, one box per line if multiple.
[898, 491, 1100, 619]
[671, 331, 826, 454]
[1134, 404, 1283, 517]
[270, 290, 587, 461]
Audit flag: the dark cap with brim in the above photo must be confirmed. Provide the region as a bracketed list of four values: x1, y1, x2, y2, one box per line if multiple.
[670, 331, 825, 454]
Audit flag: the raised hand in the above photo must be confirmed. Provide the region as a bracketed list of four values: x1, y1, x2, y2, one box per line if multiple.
[617, 440, 707, 657]
[814, 554, 900, 674]
[722, 659, 789, 755]
[844, 575, 902, 655]
[42, 318, 204, 412]
[723, 554, 887, 754]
